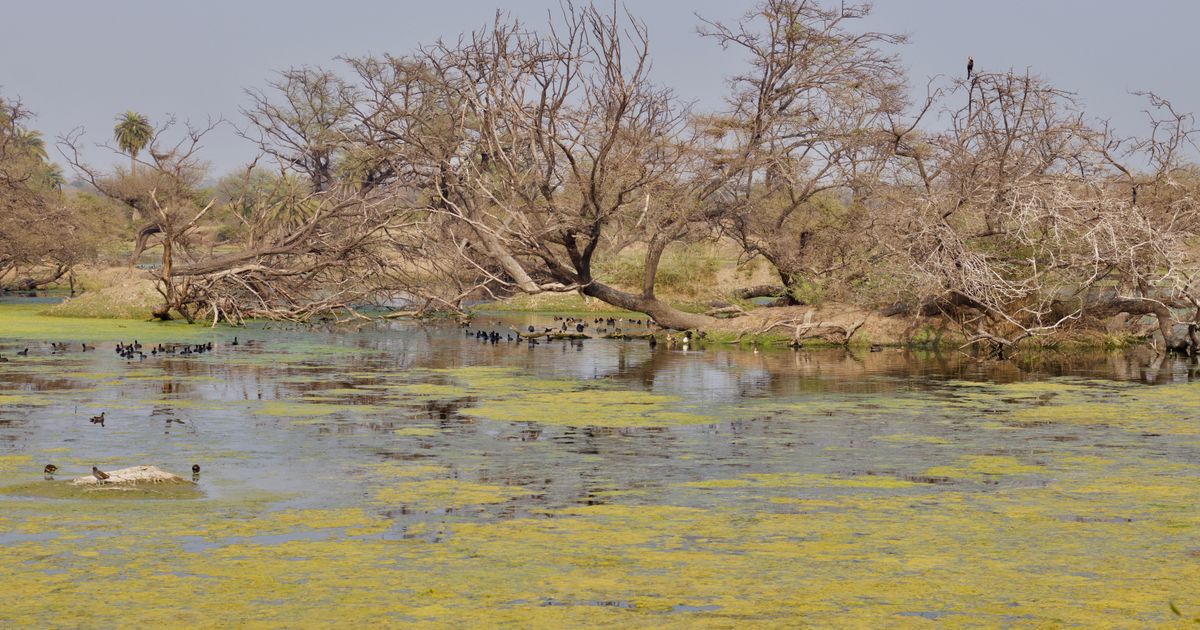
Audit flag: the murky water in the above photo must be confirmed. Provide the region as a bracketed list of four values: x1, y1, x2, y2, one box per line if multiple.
[1, 302, 1198, 627]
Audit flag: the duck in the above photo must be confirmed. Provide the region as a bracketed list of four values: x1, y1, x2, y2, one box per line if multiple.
[231, 336, 239, 346]
[43, 464, 57, 476]
[869, 345, 883, 353]
[17, 347, 29, 356]
[89, 412, 106, 427]
[92, 466, 110, 482]
[81, 343, 94, 352]
[192, 464, 200, 474]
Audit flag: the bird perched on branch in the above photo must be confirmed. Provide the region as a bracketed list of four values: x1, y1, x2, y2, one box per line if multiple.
[92, 466, 110, 482]
[967, 56, 974, 79]
[89, 411, 105, 427]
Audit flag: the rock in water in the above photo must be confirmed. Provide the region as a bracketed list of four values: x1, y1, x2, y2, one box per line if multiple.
[71, 465, 188, 487]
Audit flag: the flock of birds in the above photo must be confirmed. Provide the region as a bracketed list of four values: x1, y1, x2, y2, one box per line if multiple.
[3, 335, 256, 485]
[461, 315, 672, 349]
[1, 335, 253, 364]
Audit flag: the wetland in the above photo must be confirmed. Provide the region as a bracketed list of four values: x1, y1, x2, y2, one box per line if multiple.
[1, 302, 1199, 627]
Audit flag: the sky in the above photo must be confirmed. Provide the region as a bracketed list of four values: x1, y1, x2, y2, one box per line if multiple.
[2, 0, 1196, 175]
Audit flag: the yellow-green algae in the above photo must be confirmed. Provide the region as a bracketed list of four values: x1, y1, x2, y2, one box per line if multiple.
[0, 451, 1197, 627]
[2, 306, 1199, 626]
[433, 367, 714, 428]
[0, 303, 213, 343]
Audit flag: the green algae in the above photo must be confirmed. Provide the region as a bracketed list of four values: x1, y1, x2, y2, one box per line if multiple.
[0, 304, 1198, 626]
[1, 479, 204, 500]
[0, 304, 214, 343]
[434, 366, 714, 428]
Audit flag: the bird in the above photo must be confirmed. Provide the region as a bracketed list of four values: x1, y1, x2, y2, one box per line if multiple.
[0, 355, 7, 363]
[231, 336, 239, 346]
[966, 56, 974, 79]
[1131, 185, 1138, 206]
[16, 348, 29, 356]
[43, 464, 58, 475]
[81, 343, 94, 352]
[192, 464, 200, 474]
[92, 466, 110, 482]
[89, 411, 105, 427]
[869, 344, 883, 353]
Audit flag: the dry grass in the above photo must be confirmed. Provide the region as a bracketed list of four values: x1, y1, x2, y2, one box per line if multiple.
[45, 266, 160, 319]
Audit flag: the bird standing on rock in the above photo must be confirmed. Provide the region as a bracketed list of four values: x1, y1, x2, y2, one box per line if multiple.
[92, 466, 110, 482]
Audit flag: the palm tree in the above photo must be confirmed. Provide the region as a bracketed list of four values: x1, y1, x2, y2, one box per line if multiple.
[44, 163, 65, 191]
[113, 111, 153, 173]
[14, 128, 47, 161]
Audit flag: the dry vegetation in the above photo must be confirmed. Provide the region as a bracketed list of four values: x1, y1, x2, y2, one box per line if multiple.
[4, 1, 1198, 353]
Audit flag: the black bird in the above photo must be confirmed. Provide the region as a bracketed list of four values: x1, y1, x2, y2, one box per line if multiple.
[17, 348, 29, 356]
[81, 343, 94, 352]
[192, 464, 200, 474]
[966, 56, 974, 79]
[44, 464, 58, 475]
[89, 411, 105, 427]
[92, 466, 110, 482]
[1131, 185, 1138, 206]
[231, 336, 239, 346]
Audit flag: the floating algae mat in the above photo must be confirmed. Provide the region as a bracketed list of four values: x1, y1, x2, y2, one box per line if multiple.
[1, 303, 1199, 626]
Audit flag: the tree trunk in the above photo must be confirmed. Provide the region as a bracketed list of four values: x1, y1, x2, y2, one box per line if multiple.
[733, 284, 789, 300]
[2, 265, 67, 291]
[582, 281, 717, 330]
[641, 237, 669, 299]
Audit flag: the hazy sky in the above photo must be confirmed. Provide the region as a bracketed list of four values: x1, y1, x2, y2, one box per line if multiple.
[3, 1, 1196, 174]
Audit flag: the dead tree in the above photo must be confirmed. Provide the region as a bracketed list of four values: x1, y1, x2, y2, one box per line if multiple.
[698, 0, 906, 304]
[886, 70, 1200, 353]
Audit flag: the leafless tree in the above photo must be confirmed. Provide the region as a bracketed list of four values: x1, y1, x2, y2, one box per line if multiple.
[341, 5, 721, 328]
[885, 69, 1200, 354]
[698, 0, 907, 304]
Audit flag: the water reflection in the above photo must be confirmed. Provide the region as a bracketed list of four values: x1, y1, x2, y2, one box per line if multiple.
[2, 306, 1199, 624]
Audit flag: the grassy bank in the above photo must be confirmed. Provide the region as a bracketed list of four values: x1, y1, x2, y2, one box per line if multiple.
[41, 267, 161, 319]
[0, 304, 212, 343]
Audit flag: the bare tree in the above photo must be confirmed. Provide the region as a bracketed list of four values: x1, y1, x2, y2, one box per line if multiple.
[342, 6, 721, 328]
[698, 0, 907, 304]
[886, 69, 1200, 354]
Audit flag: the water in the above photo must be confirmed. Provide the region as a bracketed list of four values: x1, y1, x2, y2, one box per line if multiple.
[1, 303, 1198, 627]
